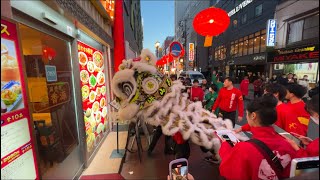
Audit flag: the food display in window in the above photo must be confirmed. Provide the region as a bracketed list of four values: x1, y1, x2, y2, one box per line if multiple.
[1, 81, 23, 112]
[95, 111, 101, 123]
[78, 41, 108, 154]
[92, 101, 99, 113]
[89, 75, 97, 87]
[101, 86, 106, 95]
[97, 71, 105, 85]
[82, 85, 90, 101]
[87, 61, 94, 73]
[78, 52, 88, 66]
[1, 43, 20, 82]
[93, 51, 103, 70]
[100, 97, 106, 108]
[80, 70, 89, 83]
[89, 91, 96, 103]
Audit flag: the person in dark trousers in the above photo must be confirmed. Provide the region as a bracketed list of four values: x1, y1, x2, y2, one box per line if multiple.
[148, 126, 173, 155]
[253, 77, 263, 98]
[212, 77, 244, 127]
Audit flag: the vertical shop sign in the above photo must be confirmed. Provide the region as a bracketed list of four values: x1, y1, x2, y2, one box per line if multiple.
[189, 43, 194, 61]
[77, 41, 108, 157]
[1, 19, 39, 180]
[266, 19, 276, 47]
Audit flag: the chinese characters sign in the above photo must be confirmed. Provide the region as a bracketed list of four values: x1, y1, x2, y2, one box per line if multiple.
[78, 41, 108, 157]
[189, 43, 194, 61]
[47, 83, 70, 107]
[266, 19, 276, 47]
[1, 19, 39, 180]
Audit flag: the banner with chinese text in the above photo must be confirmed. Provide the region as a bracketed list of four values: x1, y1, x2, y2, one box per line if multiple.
[77, 41, 108, 158]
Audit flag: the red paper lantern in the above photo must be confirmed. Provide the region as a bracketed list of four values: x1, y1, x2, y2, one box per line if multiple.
[156, 57, 166, 66]
[163, 54, 174, 63]
[193, 7, 230, 47]
[42, 46, 56, 60]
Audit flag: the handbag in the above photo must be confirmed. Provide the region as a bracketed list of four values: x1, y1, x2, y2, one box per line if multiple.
[247, 139, 284, 179]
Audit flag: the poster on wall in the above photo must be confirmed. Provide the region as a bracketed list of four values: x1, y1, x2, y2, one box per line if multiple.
[1, 19, 39, 179]
[77, 41, 108, 156]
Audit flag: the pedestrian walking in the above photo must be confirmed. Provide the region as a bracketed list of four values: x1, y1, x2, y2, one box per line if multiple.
[240, 76, 250, 100]
[212, 77, 244, 127]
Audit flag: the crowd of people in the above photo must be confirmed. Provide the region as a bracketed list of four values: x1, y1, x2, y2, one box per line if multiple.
[148, 71, 319, 180]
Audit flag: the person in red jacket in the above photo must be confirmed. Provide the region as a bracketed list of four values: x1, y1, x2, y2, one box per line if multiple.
[219, 94, 297, 180]
[212, 77, 244, 127]
[286, 84, 310, 136]
[190, 79, 204, 102]
[285, 94, 319, 158]
[236, 84, 304, 135]
[240, 76, 250, 100]
[253, 77, 263, 98]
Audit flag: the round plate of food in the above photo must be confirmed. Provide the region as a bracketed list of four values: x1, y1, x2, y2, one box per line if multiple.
[92, 101, 100, 113]
[93, 51, 103, 70]
[82, 85, 90, 100]
[101, 106, 107, 118]
[89, 91, 96, 103]
[97, 72, 105, 85]
[80, 70, 89, 84]
[95, 111, 102, 123]
[78, 52, 88, 66]
[89, 75, 97, 87]
[100, 97, 106, 108]
[87, 61, 95, 73]
[101, 86, 106, 95]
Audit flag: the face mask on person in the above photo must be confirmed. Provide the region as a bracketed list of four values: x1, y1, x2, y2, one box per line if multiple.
[310, 116, 319, 125]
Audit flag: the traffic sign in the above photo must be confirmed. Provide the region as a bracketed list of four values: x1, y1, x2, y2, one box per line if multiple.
[169, 41, 183, 58]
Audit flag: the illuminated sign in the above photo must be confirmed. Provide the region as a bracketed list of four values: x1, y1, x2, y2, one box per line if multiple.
[100, 0, 115, 20]
[228, 0, 253, 17]
[189, 43, 194, 61]
[267, 45, 319, 63]
[266, 19, 277, 47]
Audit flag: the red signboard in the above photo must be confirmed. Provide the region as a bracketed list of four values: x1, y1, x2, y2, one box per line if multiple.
[267, 45, 319, 63]
[1, 19, 39, 179]
[77, 41, 108, 156]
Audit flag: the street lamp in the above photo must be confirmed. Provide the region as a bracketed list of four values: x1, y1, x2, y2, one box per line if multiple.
[155, 41, 160, 58]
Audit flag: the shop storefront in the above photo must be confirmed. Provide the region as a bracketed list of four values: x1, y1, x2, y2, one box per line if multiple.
[1, 0, 114, 179]
[267, 44, 319, 85]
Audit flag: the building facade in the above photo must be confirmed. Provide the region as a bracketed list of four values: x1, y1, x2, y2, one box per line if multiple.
[267, 0, 319, 84]
[174, 0, 211, 74]
[123, 0, 143, 59]
[210, 0, 279, 82]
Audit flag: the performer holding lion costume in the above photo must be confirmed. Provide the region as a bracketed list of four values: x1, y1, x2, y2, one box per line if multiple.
[111, 49, 246, 155]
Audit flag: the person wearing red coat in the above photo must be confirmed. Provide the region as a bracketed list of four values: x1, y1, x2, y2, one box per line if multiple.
[212, 77, 244, 127]
[240, 76, 250, 100]
[219, 94, 297, 180]
[285, 94, 319, 158]
[190, 79, 204, 102]
[285, 84, 310, 137]
[253, 77, 263, 98]
[236, 84, 305, 136]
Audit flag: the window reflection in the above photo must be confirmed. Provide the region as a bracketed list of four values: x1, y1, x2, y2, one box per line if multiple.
[19, 24, 78, 177]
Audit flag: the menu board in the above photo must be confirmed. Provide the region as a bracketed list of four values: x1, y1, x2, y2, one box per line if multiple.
[1, 19, 39, 179]
[77, 41, 108, 156]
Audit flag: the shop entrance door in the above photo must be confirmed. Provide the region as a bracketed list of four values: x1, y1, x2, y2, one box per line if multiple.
[18, 24, 83, 179]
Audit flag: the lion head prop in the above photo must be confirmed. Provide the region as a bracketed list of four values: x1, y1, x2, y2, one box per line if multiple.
[111, 49, 246, 151]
